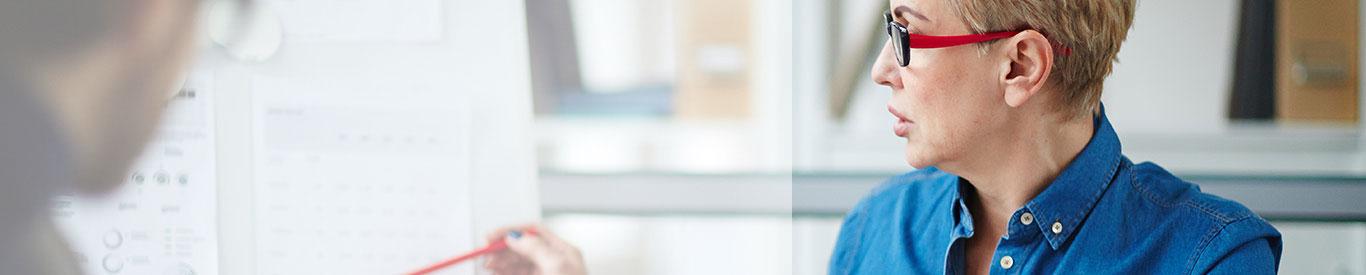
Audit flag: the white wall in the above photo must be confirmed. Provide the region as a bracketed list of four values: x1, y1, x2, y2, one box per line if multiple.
[1105, 0, 1240, 135]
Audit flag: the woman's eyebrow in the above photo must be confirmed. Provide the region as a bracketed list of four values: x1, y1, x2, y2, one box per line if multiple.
[894, 5, 931, 22]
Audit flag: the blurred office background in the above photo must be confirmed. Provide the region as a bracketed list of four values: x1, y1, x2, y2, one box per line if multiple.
[527, 0, 1366, 274]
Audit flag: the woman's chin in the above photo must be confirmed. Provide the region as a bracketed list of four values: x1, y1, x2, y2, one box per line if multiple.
[902, 143, 936, 169]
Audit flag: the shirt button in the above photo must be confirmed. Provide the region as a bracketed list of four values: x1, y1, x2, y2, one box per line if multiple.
[1020, 212, 1034, 225]
[1000, 256, 1014, 269]
[1051, 221, 1064, 234]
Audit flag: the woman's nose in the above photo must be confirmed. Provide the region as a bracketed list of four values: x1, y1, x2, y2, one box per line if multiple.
[870, 41, 901, 89]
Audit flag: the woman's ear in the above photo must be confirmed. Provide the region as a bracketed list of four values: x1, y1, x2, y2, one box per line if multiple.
[999, 30, 1054, 108]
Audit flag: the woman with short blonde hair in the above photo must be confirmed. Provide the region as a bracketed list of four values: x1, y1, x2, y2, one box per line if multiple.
[830, 0, 1282, 274]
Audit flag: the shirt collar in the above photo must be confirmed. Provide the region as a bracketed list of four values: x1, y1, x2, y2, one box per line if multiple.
[949, 178, 975, 239]
[944, 105, 1124, 248]
[1024, 105, 1124, 249]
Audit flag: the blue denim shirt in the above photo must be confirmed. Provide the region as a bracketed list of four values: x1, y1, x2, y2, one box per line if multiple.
[829, 109, 1282, 274]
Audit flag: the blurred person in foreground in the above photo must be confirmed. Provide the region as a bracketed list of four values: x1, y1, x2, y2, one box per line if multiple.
[0, 1, 585, 274]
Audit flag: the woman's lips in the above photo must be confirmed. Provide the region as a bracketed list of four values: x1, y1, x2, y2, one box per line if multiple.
[894, 120, 912, 137]
[888, 105, 912, 138]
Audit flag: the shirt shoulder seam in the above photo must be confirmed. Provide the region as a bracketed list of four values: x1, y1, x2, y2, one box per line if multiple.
[1182, 196, 1246, 223]
[1127, 165, 1181, 208]
[1185, 215, 1258, 275]
[1128, 164, 1250, 223]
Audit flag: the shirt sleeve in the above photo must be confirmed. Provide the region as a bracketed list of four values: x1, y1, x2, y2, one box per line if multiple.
[1193, 217, 1283, 275]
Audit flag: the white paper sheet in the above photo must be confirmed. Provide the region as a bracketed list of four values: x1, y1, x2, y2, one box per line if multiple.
[52, 74, 220, 275]
[249, 73, 474, 274]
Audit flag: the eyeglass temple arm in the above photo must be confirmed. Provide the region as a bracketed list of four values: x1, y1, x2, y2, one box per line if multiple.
[904, 31, 1020, 48]
[906, 31, 1073, 56]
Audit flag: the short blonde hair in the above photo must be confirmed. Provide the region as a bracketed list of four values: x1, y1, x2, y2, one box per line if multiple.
[948, 0, 1136, 117]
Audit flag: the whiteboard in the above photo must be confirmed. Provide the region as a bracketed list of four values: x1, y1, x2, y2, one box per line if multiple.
[48, 0, 539, 274]
[210, 0, 540, 274]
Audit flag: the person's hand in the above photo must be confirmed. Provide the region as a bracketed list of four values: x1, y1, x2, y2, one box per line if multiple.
[483, 224, 586, 275]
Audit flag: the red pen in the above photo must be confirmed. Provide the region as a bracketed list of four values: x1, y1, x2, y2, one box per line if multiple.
[406, 229, 538, 275]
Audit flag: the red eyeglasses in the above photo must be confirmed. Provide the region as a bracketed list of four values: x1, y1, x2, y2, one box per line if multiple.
[884, 10, 1070, 67]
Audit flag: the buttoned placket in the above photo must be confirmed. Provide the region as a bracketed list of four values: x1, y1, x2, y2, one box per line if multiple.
[991, 208, 1045, 274]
